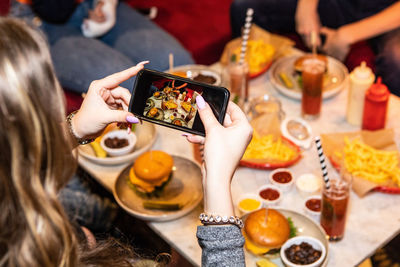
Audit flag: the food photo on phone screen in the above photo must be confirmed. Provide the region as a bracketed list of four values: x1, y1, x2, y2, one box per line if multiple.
[130, 69, 230, 136]
[144, 78, 201, 129]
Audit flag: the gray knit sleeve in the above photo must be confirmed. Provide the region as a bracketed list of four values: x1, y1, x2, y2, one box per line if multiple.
[197, 225, 245, 267]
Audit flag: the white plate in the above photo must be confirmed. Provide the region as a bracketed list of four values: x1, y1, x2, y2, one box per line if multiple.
[113, 155, 203, 222]
[77, 122, 157, 165]
[269, 55, 349, 100]
[243, 208, 329, 267]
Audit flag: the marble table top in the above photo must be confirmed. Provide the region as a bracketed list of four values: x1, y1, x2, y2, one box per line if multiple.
[78, 67, 400, 267]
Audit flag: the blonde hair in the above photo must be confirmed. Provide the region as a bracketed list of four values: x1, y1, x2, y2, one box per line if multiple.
[0, 18, 153, 267]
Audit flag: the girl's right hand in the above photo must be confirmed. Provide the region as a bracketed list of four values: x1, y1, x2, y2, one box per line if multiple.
[185, 97, 253, 215]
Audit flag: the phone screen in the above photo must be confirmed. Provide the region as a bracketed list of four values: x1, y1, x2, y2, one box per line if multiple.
[129, 69, 230, 136]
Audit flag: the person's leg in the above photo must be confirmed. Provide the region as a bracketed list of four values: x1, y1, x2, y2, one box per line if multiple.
[230, 0, 298, 38]
[100, 2, 194, 71]
[50, 35, 135, 93]
[373, 29, 400, 96]
[58, 173, 118, 233]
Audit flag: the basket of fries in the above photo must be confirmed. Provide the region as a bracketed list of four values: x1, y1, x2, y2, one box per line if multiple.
[321, 129, 400, 196]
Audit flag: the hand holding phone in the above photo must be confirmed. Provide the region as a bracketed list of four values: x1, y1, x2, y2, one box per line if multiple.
[129, 69, 230, 136]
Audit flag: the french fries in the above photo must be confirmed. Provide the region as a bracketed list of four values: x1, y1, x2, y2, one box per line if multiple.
[243, 132, 296, 161]
[335, 137, 400, 186]
[233, 40, 275, 74]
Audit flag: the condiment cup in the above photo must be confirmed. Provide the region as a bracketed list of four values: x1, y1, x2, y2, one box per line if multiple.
[304, 195, 322, 221]
[100, 130, 136, 157]
[269, 168, 294, 192]
[280, 236, 326, 267]
[237, 193, 263, 216]
[257, 184, 282, 206]
[295, 173, 322, 198]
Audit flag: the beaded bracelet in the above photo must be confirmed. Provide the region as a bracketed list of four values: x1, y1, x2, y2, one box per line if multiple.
[199, 213, 244, 229]
[66, 111, 94, 145]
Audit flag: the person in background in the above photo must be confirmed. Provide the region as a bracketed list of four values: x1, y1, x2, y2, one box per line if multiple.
[230, 0, 400, 96]
[9, 0, 194, 94]
[0, 17, 251, 266]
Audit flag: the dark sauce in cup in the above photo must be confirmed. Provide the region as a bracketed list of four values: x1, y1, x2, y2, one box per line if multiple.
[193, 74, 216, 85]
[306, 198, 321, 212]
[259, 188, 280, 201]
[272, 171, 292, 184]
[104, 137, 129, 149]
[285, 242, 322, 265]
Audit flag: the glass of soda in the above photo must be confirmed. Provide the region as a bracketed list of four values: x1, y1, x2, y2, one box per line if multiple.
[320, 172, 352, 241]
[301, 57, 326, 120]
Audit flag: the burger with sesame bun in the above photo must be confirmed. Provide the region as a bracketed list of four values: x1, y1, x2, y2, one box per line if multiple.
[129, 150, 174, 196]
[243, 208, 293, 258]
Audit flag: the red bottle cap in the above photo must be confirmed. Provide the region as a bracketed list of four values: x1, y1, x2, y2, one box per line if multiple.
[366, 77, 389, 101]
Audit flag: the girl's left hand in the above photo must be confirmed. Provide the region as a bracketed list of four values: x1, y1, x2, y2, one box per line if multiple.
[71, 61, 148, 140]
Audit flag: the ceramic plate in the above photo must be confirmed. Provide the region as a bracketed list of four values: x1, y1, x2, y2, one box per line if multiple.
[239, 137, 302, 170]
[243, 208, 329, 267]
[77, 122, 157, 165]
[113, 155, 203, 222]
[269, 55, 349, 100]
[168, 64, 222, 86]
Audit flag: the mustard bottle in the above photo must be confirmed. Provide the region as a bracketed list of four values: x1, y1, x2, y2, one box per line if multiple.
[346, 62, 375, 126]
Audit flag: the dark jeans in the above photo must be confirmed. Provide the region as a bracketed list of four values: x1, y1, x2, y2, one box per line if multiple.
[58, 170, 118, 233]
[230, 0, 400, 96]
[11, 0, 194, 93]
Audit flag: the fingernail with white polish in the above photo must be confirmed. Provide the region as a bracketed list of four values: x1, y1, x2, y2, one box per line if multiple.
[126, 115, 139, 124]
[181, 133, 190, 137]
[138, 61, 149, 66]
[196, 95, 205, 110]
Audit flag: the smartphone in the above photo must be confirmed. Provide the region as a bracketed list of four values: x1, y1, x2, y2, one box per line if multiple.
[129, 68, 230, 136]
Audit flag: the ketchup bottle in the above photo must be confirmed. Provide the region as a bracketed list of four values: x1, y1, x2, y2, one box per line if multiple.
[362, 77, 390, 130]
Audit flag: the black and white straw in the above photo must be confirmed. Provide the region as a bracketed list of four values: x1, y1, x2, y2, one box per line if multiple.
[315, 136, 331, 189]
[239, 8, 254, 65]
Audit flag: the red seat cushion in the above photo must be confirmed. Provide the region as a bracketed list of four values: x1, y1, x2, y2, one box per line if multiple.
[64, 90, 83, 114]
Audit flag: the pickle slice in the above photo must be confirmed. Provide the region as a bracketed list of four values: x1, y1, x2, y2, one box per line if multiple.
[279, 72, 294, 89]
[143, 201, 181, 210]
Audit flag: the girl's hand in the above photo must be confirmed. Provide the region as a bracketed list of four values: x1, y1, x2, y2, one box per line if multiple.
[88, 1, 106, 23]
[295, 0, 321, 48]
[185, 97, 253, 215]
[71, 61, 148, 140]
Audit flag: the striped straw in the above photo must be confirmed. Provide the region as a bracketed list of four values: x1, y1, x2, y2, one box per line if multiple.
[315, 136, 331, 189]
[239, 8, 254, 65]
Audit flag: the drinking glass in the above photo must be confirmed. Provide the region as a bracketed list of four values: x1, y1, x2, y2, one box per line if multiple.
[301, 57, 326, 120]
[225, 48, 249, 110]
[320, 172, 352, 241]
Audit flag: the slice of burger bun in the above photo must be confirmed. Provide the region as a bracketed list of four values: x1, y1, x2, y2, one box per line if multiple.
[243, 208, 290, 257]
[129, 151, 174, 195]
[294, 54, 328, 74]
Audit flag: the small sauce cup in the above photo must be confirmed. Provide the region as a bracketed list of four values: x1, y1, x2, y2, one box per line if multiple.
[280, 236, 326, 267]
[269, 168, 294, 192]
[304, 195, 322, 221]
[258, 184, 282, 206]
[295, 173, 322, 198]
[100, 130, 136, 157]
[237, 193, 263, 216]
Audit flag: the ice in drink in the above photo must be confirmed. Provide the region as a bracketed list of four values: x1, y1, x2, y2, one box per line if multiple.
[301, 58, 325, 120]
[228, 62, 249, 109]
[320, 178, 350, 241]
